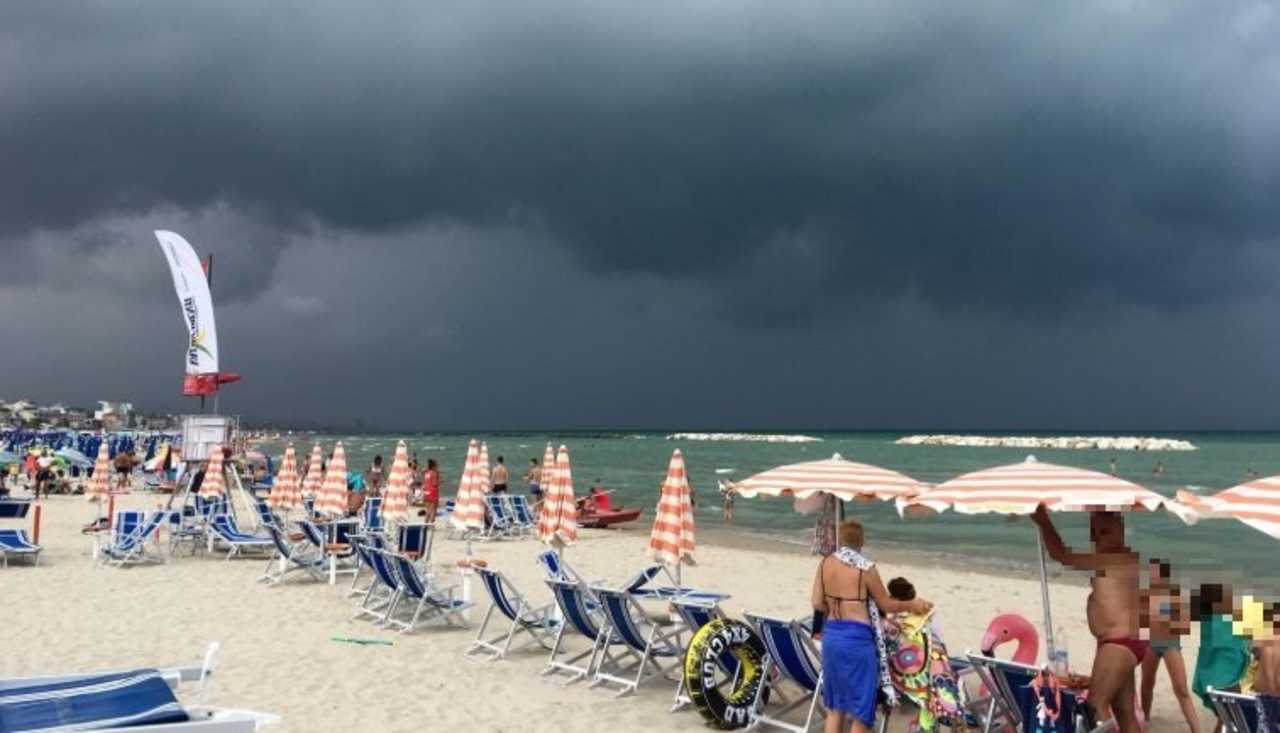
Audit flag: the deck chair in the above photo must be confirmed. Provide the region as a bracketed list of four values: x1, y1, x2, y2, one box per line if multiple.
[466, 568, 561, 661]
[361, 496, 384, 535]
[396, 523, 433, 561]
[543, 578, 625, 685]
[670, 597, 736, 711]
[590, 587, 683, 698]
[482, 494, 515, 539]
[101, 510, 169, 567]
[208, 514, 274, 560]
[621, 563, 728, 602]
[168, 505, 205, 556]
[352, 542, 402, 623]
[964, 653, 1112, 733]
[745, 613, 825, 733]
[1208, 687, 1259, 733]
[0, 528, 41, 567]
[258, 521, 325, 585]
[299, 519, 356, 583]
[253, 501, 283, 530]
[347, 533, 387, 597]
[382, 551, 471, 633]
[509, 495, 537, 535]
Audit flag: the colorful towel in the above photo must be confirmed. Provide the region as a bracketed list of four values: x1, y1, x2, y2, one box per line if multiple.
[882, 612, 963, 730]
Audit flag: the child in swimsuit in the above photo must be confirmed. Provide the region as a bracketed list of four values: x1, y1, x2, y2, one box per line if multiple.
[1139, 559, 1199, 733]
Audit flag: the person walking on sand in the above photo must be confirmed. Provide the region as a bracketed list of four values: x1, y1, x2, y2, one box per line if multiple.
[523, 458, 542, 502]
[420, 459, 440, 521]
[491, 455, 508, 493]
[1033, 507, 1144, 733]
[1140, 559, 1199, 733]
[113, 449, 133, 491]
[811, 518, 931, 733]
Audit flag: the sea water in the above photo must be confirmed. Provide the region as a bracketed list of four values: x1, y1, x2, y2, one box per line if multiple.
[254, 430, 1280, 589]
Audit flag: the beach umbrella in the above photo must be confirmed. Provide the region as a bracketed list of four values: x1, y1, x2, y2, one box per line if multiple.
[199, 445, 226, 499]
[478, 442, 492, 495]
[268, 444, 301, 511]
[85, 443, 112, 504]
[1177, 476, 1280, 541]
[315, 442, 349, 517]
[536, 442, 556, 509]
[382, 440, 412, 525]
[450, 439, 486, 533]
[538, 445, 578, 549]
[728, 453, 925, 502]
[301, 443, 324, 499]
[899, 455, 1190, 659]
[647, 449, 696, 586]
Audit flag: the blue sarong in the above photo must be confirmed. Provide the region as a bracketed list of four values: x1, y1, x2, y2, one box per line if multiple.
[821, 619, 878, 726]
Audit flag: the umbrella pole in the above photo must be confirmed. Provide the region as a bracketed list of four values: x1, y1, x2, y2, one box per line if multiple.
[1037, 531, 1057, 663]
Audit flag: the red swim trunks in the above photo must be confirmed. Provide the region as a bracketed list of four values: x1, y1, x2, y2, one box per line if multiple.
[1098, 638, 1149, 662]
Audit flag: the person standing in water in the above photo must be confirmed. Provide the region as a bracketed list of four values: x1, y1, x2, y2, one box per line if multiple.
[523, 458, 542, 502]
[1140, 559, 1199, 733]
[491, 455, 508, 493]
[1033, 507, 1144, 733]
[367, 455, 384, 496]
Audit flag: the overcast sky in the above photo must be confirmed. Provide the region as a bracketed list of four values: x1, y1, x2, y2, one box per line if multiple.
[3, 1, 1279, 431]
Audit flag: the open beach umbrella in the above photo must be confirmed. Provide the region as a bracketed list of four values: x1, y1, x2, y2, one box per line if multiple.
[268, 444, 301, 511]
[382, 440, 412, 525]
[315, 442, 348, 517]
[85, 443, 112, 504]
[728, 453, 925, 502]
[1177, 476, 1280, 540]
[899, 455, 1189, 659]
[450, 439, 486, 532]
[199, 445, 226, 500]
[538, 445, 578, 549]
[647, 449, 696, 586]
[301, 443, 324, 499]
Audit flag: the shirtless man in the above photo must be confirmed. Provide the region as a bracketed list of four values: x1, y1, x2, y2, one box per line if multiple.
[1032, 506, 1144, 732]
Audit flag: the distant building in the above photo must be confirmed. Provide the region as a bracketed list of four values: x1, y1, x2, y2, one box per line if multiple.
[94, 401, 134, 430]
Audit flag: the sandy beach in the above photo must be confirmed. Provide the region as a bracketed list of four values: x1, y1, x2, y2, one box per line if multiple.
[5, 491, 1204, 732]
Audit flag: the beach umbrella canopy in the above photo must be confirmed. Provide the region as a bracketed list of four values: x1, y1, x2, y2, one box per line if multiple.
[537, 443, 555, 504]
[1177, 477, 1280, 541]
[647, 449, 696, 579]
[315, 442, 349, 517]
[199, 445, 226, 499]
[269, 444, 301, 510]
[538, 445, 578, 548]
[301, 443, 324, 499]
[450, 439, 486, 532]
[85, 443, 112, 503]
[478, 442, 492, 494]
[382, 440, 412, 524]
[728, 453, 925, 502]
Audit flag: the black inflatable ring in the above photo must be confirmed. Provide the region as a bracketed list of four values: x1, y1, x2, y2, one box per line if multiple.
[684, 618, 770, 729]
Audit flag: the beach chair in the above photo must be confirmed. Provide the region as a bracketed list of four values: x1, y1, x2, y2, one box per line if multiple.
[964, 653, 1107, 733]
[509, 495, 538, 535]
[482, 494, 515, 539]
[101, 510, 169, 567]
[0, 643, 278, 732]
[543, 578, 625, 685]
[352, 541, 402, 623]
[396, 523, 433, 561]
[258, 521, 326, 585]
[670, 596, 736, 711]
[348, 533, 387, 596]
[382, 551, 471, 633]
[0, 528, 41, 567]
[253, 501, 283, 531]
[745, 613, 825, 733]
[361, 496, 384, 535]
[590, 587, 683, 698]
[168, 505, 205, 556]
[299, 519, 356, 584]
[466, 568, 561, 661]
[1208, 687, 1259, 733]
[208, 514, 275, 560]
[301, 495, 317, 519]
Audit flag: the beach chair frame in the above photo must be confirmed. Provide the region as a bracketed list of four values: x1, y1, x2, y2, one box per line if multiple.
[965, 652, 1038, 733]
[508, 495, 537, 536]
[299, 519, 357, 584]
[670, 597, 737, 712]
[258, 522, 325, 585]
[466, 568, 561, 661]
[589, 587, 683, 698]
[101, 511, 169, 567]
[1208, 687, 1259, 733]
[0, 528, 41, 567]
[481, 494, 516, 540]
[361, 496, 384, 536]
[347, 533, 386, 597]
[543, 578, 625, 685]
[744, 613, 825, 733]
[208, 514, 274, 560]
[382, 551, 471, 633]
[352, 543, 403, 623]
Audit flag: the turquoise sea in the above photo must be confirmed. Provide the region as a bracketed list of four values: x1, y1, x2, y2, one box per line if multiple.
[253, 431, 1280, 589]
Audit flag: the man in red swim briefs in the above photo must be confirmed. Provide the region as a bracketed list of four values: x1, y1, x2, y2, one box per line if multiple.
[1033, 506, 1144, 733]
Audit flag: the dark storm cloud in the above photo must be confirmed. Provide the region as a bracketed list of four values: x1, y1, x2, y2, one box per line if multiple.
[3, 0, 1278, 321]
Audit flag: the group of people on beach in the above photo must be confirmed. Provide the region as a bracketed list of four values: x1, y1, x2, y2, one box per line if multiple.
[808, 511, 1280, 733]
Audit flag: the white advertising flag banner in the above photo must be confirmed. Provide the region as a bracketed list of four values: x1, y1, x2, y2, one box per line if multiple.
[155, 230, 219, 375]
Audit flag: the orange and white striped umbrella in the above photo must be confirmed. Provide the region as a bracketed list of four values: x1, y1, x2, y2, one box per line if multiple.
[728, 453, 924, 502]
[538, 445, 578, 548]
[900, 455, 1190, 518]
[85, 443, 112, 503]
[301, 443, 324, 498]
[199, 445, 226, 499]
[536, 443, 556, 516]
[450, 439, 486, 532]
[647, 449, 696, 568]
[269, 444, 301, 510]
[382, 440, 412, 524]
[315, 442, 348, 517]
[1177, 478, 1280, 541]
[478, 442, 492, 495]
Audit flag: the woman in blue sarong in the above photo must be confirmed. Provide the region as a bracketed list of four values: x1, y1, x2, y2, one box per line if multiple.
[811, 518, 932, 733]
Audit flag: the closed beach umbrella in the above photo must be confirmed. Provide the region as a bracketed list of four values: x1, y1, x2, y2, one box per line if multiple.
[85, 443, 112, 504]
[269, 444, 301, 510]
[536, 443, 558, 530]
[478, 442, 492, 494]
[1177, 477, 1280, 540]
[728, 453, 924, 502]
[382, 440, 412, 524]
[315, 442, 348, 517]
[450, 439, 486, 532]
[199, 445, 226, 499]
[539, 445, 578, 549]
[647, 449, 696, 585]
[900, 455, 1189, 659]
[301, 443, 324, 499]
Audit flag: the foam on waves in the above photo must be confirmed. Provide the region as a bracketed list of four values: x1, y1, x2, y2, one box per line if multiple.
[895, 435, 1197, 451]
[667, 432, 822, 443]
